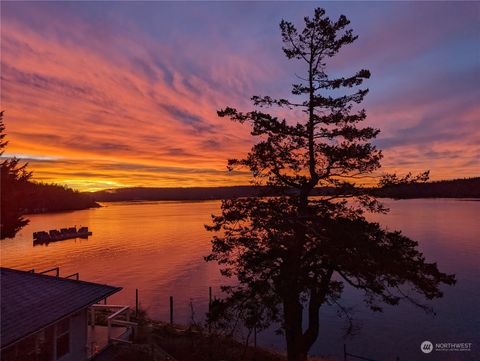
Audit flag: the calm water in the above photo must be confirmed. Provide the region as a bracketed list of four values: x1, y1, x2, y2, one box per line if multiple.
[1, 199, 479, 360]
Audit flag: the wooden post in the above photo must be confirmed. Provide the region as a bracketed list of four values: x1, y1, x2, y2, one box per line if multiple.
[254, 326, 257, 347]
[107, 319, 111, 344]
[207, 286, 212, 334]
[344, 344, 347, 361]
[135, 288, 139, 317]
[103, 298, 107, 305]
[209, 286, 212, 309]
[169, 296, 174, 325]
[52, 322, 57, 357]
[90, 308, 95, 327]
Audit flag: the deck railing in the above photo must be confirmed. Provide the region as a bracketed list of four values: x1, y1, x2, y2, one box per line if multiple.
[89, 304, 137, 344]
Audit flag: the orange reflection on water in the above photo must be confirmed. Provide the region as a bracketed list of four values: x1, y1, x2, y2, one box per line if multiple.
[1, 199, 479, 360]
[1, 201, 225, 322]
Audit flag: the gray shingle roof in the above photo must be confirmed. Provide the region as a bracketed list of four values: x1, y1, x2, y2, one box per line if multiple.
[1, 268, 121, 349]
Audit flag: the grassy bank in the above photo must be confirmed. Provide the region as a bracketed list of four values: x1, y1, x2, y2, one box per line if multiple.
[96, 314, 332, 361]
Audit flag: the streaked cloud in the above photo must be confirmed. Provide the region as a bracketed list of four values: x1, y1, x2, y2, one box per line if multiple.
[1, 2, 478, 190]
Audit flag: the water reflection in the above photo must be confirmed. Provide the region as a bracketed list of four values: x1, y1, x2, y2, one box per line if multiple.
[1, 199, 479, 360]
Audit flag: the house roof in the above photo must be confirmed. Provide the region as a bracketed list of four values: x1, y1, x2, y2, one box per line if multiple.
[0, 267, 122, 349]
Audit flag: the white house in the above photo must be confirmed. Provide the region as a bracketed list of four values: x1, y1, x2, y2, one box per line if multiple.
[0, 267, 132, 361]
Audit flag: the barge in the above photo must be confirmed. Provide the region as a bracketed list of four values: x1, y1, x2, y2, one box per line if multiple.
[33, 226, 92, 244]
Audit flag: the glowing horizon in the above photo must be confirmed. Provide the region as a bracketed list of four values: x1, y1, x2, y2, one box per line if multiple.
[1, 2, 479, 191]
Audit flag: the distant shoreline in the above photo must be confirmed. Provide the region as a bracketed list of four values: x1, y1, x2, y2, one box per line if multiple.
[97, 196, 480, 203]
[21, 178, 479, 215]
[88, 177, 480, 202]
[24, 196, 479, 217]
[22, 202, 101, 216]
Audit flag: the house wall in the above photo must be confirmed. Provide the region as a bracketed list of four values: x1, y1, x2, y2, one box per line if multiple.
[1, 308, 89, 361]
[59, 308, 88, 361]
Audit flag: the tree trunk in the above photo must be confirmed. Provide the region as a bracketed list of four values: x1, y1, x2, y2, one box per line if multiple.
[283, 269, 333, 360]
[303, 270, 333, 351]
[284, 294, 308, 361]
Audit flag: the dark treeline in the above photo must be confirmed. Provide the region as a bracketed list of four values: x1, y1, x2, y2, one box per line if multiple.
[91, 186, 266, 202]
[372, 177, 480, 199]
[90, 177, 480, 202]
[1, 111, 99, 238]
[19, 181, 99, 214]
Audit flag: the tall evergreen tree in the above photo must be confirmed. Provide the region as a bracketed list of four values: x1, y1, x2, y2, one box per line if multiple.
[206, 8, 455, 361]
[1, 111, 31, 239]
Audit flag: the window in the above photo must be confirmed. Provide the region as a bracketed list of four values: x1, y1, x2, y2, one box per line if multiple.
[1, 344, 21, 361]
[2, 335, 37, 361]
[38, 326, 55, 361]
[2, 328, 55, 361]
[55, 318, 70, 359]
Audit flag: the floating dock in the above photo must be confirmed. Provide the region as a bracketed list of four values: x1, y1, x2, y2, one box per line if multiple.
[33, 227, 92, 244]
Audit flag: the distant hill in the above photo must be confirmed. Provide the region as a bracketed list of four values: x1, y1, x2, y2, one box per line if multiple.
[90, 177, 480, 202]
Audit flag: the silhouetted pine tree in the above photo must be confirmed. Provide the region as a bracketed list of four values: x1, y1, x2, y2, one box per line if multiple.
[0, 111, 31, 239]
[206, 8, 455, 361]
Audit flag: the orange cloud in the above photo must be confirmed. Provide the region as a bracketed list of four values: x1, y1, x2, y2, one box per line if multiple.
[1, 3, 478, 191]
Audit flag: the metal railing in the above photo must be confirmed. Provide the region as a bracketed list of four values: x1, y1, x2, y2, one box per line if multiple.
[39, 267, 60, 276]
[64, 272, 80, 280]
[28, 266, 80, 280]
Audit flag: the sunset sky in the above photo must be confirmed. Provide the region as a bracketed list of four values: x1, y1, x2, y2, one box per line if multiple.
[1, 2, 479, 191]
